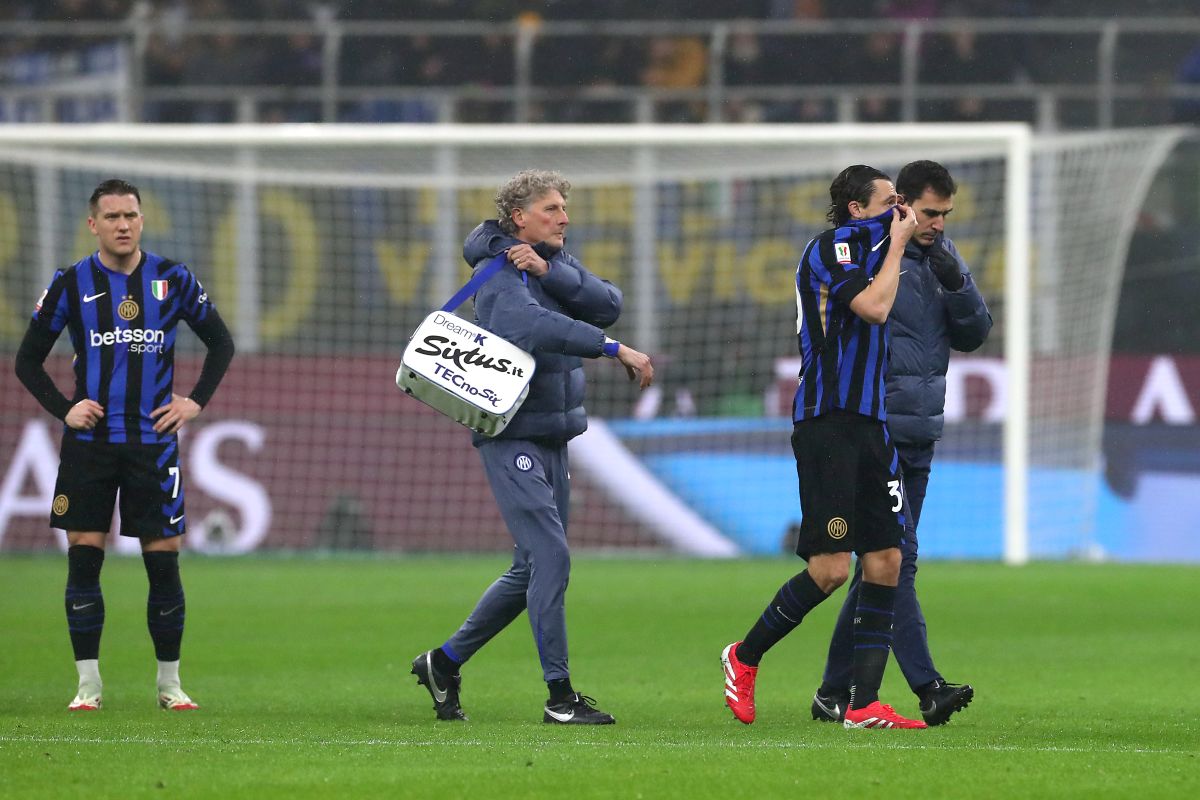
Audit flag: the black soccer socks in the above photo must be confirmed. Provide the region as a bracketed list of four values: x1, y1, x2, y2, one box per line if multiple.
[849, 581, 896, 710]
[431, 646, 459, 676]
[547, 678, 575, 704]
[738, 570, 830, 666]
[143, 551, 185, 662]
[66, 544, 106, 660]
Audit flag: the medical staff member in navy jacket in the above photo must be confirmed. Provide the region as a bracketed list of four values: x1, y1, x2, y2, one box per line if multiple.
[411, 169, 653, 726]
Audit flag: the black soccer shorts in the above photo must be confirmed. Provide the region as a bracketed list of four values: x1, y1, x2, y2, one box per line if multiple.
[790, 408, 904, 560]
[52, 434, 186, 539]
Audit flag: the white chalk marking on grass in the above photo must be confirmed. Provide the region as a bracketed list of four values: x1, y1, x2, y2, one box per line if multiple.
[0, 734, 1189, 757]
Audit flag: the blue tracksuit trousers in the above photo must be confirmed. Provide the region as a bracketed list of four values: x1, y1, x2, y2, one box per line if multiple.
[442, 438, 572, 682]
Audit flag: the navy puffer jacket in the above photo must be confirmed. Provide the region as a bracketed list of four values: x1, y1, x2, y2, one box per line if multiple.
[463, 220, 622, 445]
[886, 236, 992, 447]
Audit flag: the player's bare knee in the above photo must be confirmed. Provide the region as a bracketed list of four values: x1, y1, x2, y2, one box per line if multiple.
[811, 575, 846, 594]
[67, 531, 107, 550]
[861, 547, 902, 586]
[141, 534, 183, 553]
[806, 556, 850, 593]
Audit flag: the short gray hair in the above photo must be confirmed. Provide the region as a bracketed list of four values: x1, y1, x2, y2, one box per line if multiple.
[495, 169, 571, 235]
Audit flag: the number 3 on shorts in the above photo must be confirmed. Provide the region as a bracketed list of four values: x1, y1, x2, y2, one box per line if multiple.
[887, 479, 902, 513]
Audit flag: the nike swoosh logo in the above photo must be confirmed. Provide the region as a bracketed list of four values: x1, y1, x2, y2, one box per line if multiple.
[813, 695, 842, 719]
[775, 605, 798, 623]
[170, 514, 185, 524]
[424, 659, 448, 703]
[544, 707, 575, 722]
[899, 270, 909, 276]
[82, 292, 107, 303]
[159, 605, 183, 616]
[871, 235, 891, 252]
[71, 602, 95, 611]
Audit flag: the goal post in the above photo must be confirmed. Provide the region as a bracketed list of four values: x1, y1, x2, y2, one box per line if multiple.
[1004, 125, 1032, 567]
[1019, 128, 1182, 562]
[0, 123, 1181, 559]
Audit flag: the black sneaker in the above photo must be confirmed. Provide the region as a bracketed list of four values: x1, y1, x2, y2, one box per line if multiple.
[543, 693, 616, 725]
[411, 650, 467, 721]
[811, 687, 849, 723]
[918, 680, 974, 726]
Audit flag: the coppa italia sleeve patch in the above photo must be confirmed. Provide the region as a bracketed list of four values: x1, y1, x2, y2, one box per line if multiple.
[834, 242, 852, 264]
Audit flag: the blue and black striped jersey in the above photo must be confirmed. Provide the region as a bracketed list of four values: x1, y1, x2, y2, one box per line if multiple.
[30, 250, 217, 444]
[793, 211, 894, 423]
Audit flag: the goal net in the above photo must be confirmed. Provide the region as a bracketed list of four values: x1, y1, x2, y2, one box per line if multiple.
[0, 124, 1180, 560]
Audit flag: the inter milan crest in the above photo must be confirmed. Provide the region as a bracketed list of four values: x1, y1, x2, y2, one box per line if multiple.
[514, 453, 534, 472]
[151, 280, 169, 301]
[53, 494, 69, 516]
[827, 517, 848, 540]
[117, 297, 139, 321]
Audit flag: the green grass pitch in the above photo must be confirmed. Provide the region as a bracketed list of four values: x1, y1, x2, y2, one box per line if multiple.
[1, 556, 1197, 799]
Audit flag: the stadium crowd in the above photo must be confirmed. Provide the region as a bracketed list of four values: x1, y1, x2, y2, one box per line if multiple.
[9, 0, 1197, 21]
[2, 0, 1200, 125]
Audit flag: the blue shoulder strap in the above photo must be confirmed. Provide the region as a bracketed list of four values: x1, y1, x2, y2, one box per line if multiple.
[441, 253, 523, 312]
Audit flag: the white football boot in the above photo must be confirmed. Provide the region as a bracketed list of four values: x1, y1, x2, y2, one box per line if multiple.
[68, 683, 102, 711]
[157, 685, 199, 711]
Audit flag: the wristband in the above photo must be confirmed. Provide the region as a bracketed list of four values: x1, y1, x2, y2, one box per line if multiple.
[602, 337, 620, 358]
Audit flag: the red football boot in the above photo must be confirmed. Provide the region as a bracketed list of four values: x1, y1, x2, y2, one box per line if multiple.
[843, 700, 927, 729]
[721, 642, 758, 724]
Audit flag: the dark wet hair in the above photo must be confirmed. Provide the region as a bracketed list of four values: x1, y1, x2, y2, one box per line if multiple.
[827, 165, 891, 227]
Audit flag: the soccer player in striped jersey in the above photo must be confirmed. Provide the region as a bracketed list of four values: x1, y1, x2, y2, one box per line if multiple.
[722, 165, 927, 729]
[14, 178, 234, 712]
[811, 160, 987, 727]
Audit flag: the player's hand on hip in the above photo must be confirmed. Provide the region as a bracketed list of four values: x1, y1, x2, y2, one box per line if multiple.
[151, 393, 201, 434]
[890, 204, 917, 245]
[65, 399, 104, 431]
[616, 345, 654, 389]
[507, 244, 549, 277]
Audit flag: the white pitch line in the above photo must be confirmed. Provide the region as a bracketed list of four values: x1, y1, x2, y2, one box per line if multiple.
[0, 734, 1189, 756]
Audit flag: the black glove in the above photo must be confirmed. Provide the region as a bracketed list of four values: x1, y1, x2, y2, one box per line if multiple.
[927, 235, 964, 291]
